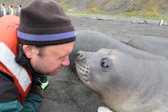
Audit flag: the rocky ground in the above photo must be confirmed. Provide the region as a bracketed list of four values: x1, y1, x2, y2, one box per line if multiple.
[37, 15, 168, 112]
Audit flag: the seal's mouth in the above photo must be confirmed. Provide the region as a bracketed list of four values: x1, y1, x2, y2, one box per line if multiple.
[75, 51, 90, 84]
[76, 59, 90, 83]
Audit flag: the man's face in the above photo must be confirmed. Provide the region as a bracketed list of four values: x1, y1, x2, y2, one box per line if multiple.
[25, 42, 74, 75]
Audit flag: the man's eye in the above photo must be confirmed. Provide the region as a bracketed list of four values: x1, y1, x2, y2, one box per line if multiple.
[59, 55, 67, 60]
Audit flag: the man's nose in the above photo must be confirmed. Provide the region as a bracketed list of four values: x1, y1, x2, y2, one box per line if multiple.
[61, 56, 70, 66]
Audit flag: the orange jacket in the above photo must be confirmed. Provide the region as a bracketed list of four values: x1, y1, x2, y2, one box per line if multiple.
[0, 15, 32, 103]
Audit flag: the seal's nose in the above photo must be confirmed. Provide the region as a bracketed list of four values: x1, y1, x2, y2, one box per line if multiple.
[76, 51, 86, 60]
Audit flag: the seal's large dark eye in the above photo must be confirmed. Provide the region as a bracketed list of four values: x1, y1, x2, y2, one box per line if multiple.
[101, 58, 112, 71]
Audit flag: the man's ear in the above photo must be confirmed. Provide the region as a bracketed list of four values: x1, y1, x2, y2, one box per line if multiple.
[22, 45, 39, 59]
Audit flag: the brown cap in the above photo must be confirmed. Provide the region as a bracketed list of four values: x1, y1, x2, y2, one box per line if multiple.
[17, 0, 76, 46]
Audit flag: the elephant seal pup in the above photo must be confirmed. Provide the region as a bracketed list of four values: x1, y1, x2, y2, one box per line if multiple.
[75, 48, 168, 112]
[127, 36, 168, 58]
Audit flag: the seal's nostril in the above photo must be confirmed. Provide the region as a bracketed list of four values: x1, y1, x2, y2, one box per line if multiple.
[76, 51, 86, 60]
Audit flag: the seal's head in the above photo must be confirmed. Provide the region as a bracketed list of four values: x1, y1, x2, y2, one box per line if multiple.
[75, 49, 115, 94]
[75, 48, 150, 111]
[75, 49, 134, 103]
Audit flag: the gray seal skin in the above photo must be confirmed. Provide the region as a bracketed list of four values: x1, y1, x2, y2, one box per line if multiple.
[127, 36, 168, 58]
[75, 48, 168, 112]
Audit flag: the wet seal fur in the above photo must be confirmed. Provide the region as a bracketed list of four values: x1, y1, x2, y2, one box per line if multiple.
[70, 30, 168, 112]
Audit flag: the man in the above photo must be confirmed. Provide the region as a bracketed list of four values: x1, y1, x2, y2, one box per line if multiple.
[0, 0, 76, 111]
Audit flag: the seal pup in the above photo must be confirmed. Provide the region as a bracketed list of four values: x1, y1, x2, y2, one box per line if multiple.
[127, 36, 168, 58]
[75, 48, 168, 112]
[68, 30, 168, 112]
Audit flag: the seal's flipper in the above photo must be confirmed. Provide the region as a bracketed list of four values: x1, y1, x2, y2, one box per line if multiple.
[98, 106, 113, 112]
